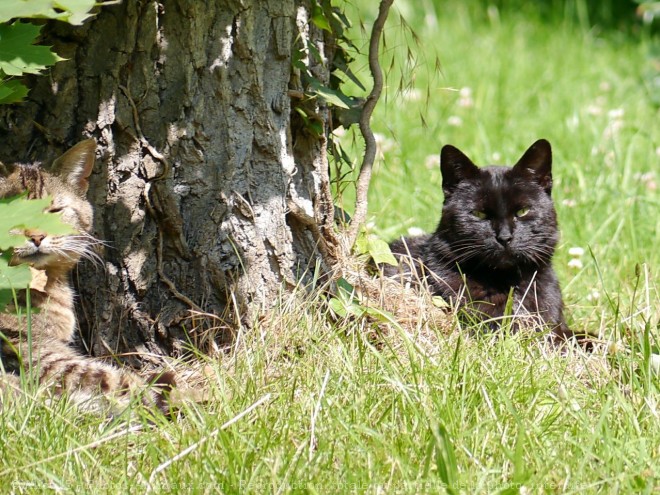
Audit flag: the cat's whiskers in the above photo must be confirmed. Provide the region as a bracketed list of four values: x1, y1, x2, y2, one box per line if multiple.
[448, 240, 487, 265]
[51, 234, 106, 267]
[520, 244, 554, 265]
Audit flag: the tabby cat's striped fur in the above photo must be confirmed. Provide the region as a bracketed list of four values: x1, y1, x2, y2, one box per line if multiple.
[0, 140, 173, 413]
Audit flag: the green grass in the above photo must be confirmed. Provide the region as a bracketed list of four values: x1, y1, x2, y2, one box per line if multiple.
[343, 0, 660, 338]
[2, 1, 660, 493]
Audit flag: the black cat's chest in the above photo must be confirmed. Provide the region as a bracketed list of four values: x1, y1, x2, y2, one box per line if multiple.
[433, 264, 561, 336]
[460, 269, 543, 313]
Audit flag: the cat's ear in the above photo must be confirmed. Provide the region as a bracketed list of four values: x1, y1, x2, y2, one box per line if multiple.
[440, 144, 480, 195]
[513, 139, 552, 193]
[51, 139, 96, 196]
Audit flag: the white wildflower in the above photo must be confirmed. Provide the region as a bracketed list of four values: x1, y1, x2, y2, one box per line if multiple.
[566, 114, 580, 130]
[400, 88, 422, 102]
[607, 108, 624, 120]
[603, 120, 624, 139]
[458, 86, 474, 108]
[585, 104, 603, 116]
[425, 154, 440, 169]
[600, 107, 625, 139]
[459, 86, 472, 98]
[635, 172, 657, 191]
[447, 115, 463, 127]
[374, 133, 395, 156]
[407, 227, 425, 237]
[586, 289, 600, 302]
[568, 258, 583, 269]
[568, 247, 585, 257]
[491, 152, 502, 162]
[604, 150, 616, 166]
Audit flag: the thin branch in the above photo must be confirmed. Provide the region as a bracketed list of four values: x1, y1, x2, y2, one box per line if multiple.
[347, 0, 394, 245]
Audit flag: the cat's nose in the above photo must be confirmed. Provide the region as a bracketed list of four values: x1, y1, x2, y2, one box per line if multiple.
[496, 230, 512, 246]
[26, 230, 47, 247]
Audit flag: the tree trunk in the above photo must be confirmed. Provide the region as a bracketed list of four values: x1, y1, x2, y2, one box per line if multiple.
[0, 0, 338, 361]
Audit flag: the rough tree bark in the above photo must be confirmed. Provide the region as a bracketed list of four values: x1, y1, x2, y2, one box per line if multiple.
[0, 1, 339, 361]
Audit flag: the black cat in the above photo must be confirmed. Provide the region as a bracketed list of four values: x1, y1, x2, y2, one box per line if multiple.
[384, 139, 575, 340]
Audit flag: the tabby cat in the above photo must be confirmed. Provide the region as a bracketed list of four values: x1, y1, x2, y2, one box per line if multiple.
[384, 139, 575, 340]
[0, 139, 173, 413]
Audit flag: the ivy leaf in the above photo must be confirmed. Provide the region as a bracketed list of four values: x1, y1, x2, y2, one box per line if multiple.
[333, 46, 366, 91]
[0, 23, 63, 77]
[307, 77, 352, 109]
[333, 97, 364, 128]
[311, 3, 332, 32]
[0, 79, 29, 103]
[0, 195, 74, 250]
[293, 106, 323, 137]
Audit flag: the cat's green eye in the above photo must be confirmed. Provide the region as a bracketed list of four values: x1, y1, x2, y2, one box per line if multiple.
[472, 210, 487, 220]
[516, 207, 530, 218]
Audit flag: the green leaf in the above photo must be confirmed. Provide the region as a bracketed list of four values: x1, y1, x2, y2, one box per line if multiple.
[0, 195, 74, 312]
[0, 79, 29, 103]
[328, 297, 348, 318]
[0, 0, 97, 25]
[0, 1, 61, 23]
[365, 236, 398, 266]
[355, 230, 398, 266]
[311, 3, 332, 32]
[336, 277, 355, 299]
[363, 306, 398, 325]
[52, 0, 98, 25]
[307, 78, 352, 109]
[0, 195, 74, 250]
[333, 47, 366, 91]
[354, 230, 369, 256]
[432, 296, 450, 309]
[293, 106, 323, 137]
[0, 252, 32, 309]
[0, 23, 63, 77]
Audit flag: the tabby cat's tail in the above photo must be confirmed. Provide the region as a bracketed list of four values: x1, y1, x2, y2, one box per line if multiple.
[1, 329, 175, 415]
